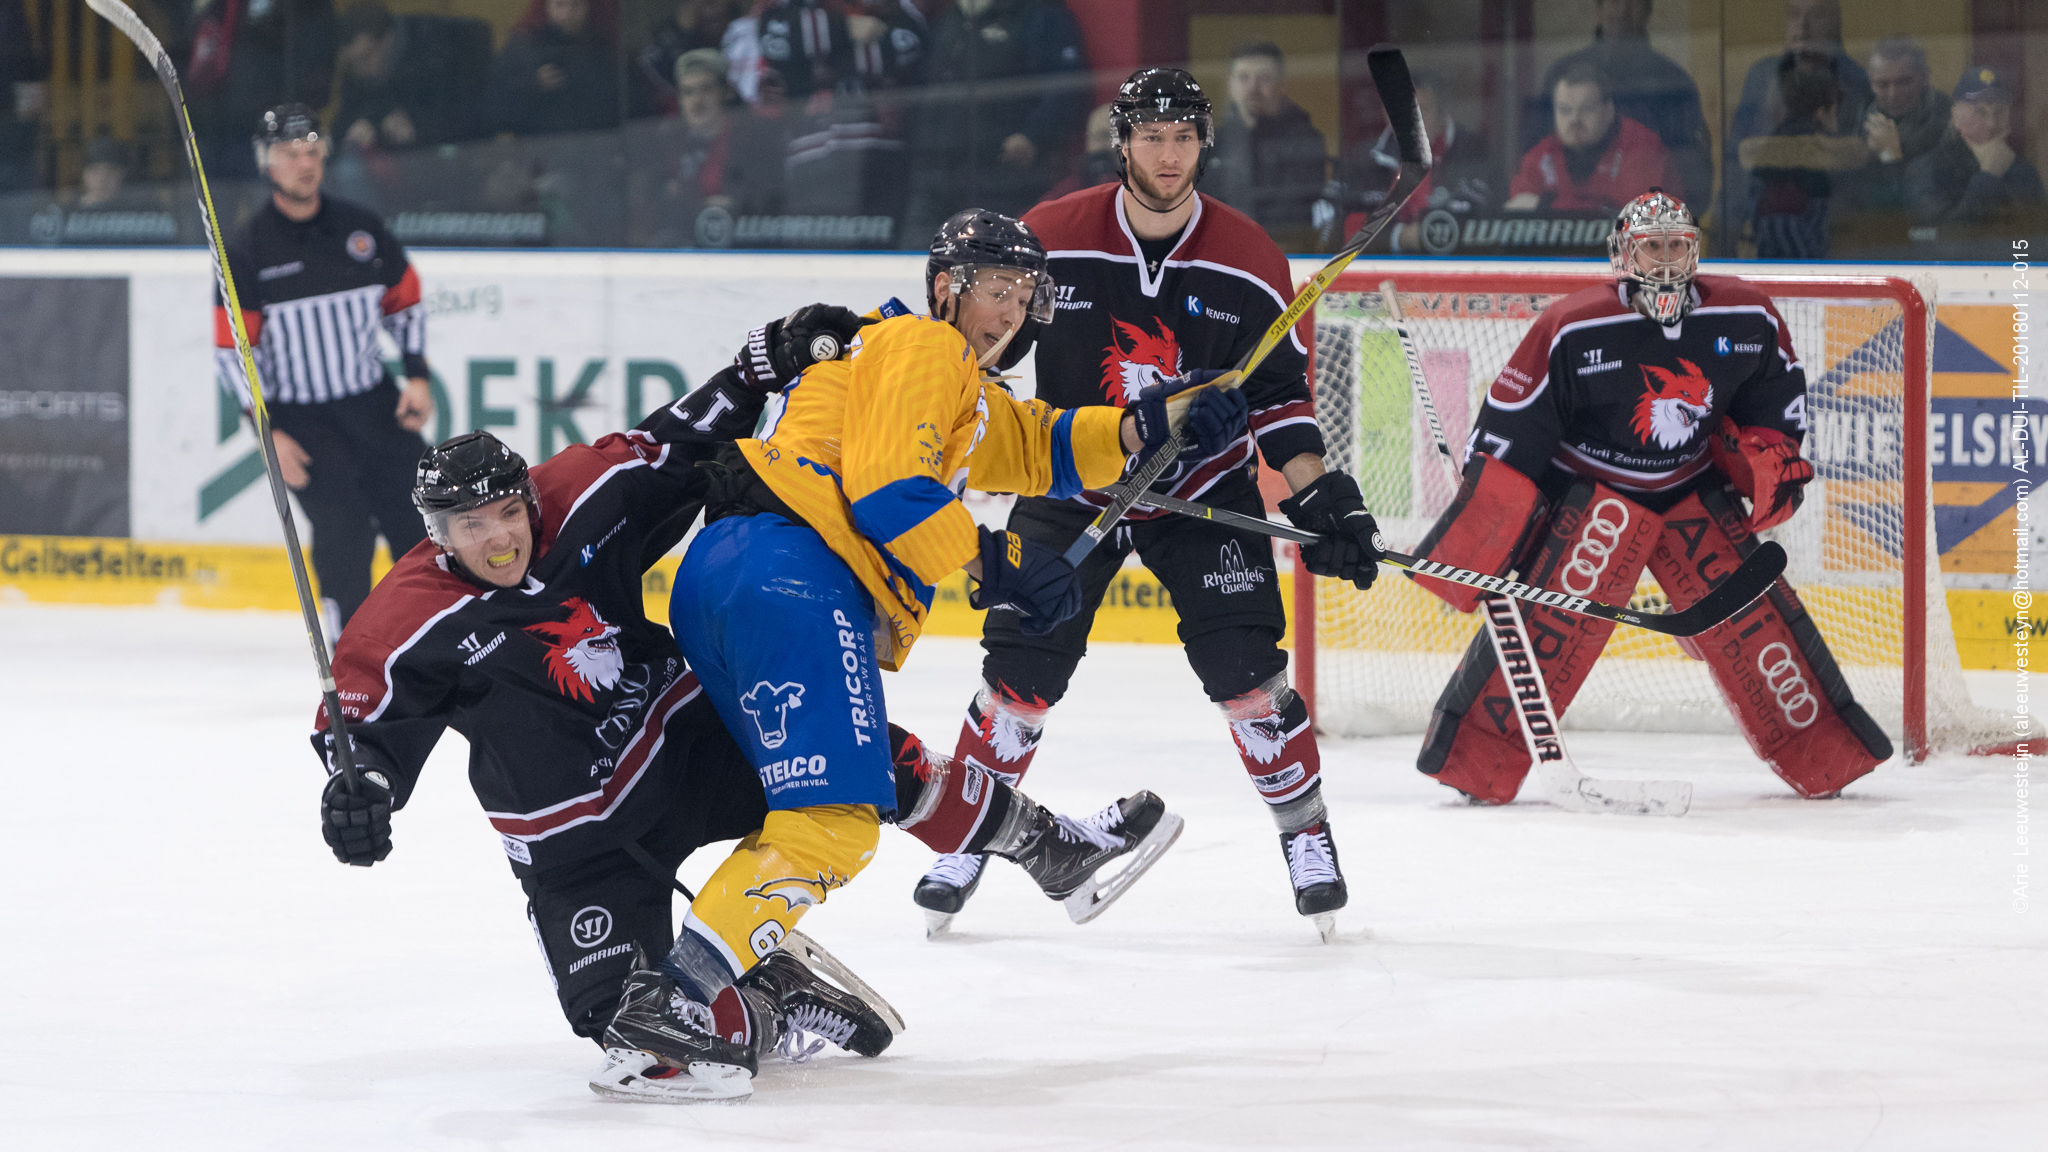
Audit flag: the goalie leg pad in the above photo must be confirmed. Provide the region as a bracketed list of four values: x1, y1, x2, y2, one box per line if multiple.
[1410, 454, 1547, 612]
[1417, 481, 1663, 802]
[1650, 489, 1891, 797]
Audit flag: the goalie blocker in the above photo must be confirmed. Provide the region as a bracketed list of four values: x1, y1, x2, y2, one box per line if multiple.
[1413, 463, 1891, 802]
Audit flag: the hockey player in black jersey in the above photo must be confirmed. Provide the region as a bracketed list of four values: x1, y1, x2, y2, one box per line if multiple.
[216, 104, 435, 635]
[312, 308, 1178, 1102]
[914, 69, 1387, 941]
[1409, 190, 1892, 803]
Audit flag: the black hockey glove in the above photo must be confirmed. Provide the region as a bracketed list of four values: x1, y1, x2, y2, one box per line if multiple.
[971, 526, 1083, 636]
[1129, 370, 1248, 461]
[734, 304, 875, 392]
[1278, 471, 1385, 592]
[321, 769, 395, 867]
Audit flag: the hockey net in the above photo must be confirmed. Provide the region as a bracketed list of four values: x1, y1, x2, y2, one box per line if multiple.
[1297, 270, 2007, 762]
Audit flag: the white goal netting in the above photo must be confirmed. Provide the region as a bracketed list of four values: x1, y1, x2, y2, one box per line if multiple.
[1303, 271, 2006, 759]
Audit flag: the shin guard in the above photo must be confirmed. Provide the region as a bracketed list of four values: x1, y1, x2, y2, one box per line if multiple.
[892, 727, 1015, 855]
[951, 679, 1051, 786]
[673, 805, 881, 990]
[1651, 488, 1891, 797]
[1219, 672, 1323, 823]
[1419, 481, 1663, 803]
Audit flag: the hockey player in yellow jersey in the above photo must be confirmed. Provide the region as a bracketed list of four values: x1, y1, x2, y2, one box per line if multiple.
[593, 210, 1246, 1099]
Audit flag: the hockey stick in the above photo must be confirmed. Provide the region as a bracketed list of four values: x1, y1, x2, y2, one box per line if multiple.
[1128, 488, 1783, 638]
[1383, 283, 1690, 816]
[89, 0, 363, 791]
[1065, 44, 1432, 568]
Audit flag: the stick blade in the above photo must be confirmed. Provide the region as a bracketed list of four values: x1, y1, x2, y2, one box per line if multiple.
[1655, 541, 1788, 636]
[1366, 45, 1431, 168]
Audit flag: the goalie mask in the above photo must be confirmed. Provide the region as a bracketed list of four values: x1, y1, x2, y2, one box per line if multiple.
[253, 102, 325, 172]
[413, 431, 541, 552]
[926, 208, 1056, 371]
[1110, 67, 1215, 184]
[1609, 190, 1701, 326]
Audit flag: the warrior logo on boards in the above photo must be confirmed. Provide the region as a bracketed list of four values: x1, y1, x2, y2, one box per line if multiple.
[525, 598, 625, 702]
[1100, 317, 1184, 405]
[1631, 358, 1715, 450]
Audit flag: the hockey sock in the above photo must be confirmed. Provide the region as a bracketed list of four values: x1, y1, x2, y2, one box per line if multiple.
[952, 680, 1051, 786]
[1219, 673, 1323, 819]
[675, 805, 881, 987]
[894, 729, 1015, 855]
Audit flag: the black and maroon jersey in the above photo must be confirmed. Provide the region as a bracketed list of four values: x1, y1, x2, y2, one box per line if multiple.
[309, 377, 764, 875]
[1472, 274, 1807, 497]
[215, 195, 426, 410]
[1023, 184, 1324, 516]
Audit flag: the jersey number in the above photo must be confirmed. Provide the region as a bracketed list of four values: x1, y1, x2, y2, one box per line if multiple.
[1782, 395, 1809, 433]
[676, 389, 738, 433]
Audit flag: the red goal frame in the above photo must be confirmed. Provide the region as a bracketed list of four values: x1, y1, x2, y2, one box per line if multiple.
[1294, 271, 1934, 760]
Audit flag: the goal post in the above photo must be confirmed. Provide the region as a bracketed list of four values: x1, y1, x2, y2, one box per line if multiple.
[1294, 269, 2007, 763]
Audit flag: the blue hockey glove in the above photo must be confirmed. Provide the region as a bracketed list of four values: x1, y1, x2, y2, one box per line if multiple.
[1130, 370, 1247, 461]
[1278, 471, 1385, 592]
[971, 526, 1083, 636]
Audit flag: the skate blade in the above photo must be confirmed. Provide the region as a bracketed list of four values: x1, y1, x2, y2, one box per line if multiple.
[1311, 912, 1337, 944]
[1559, 776, 1693, 817]
[1063, 811, 1185, 925]
[923, 908, 956, 940]
[589, 1048, 752, 1103]
[782, 930, 906, 1036]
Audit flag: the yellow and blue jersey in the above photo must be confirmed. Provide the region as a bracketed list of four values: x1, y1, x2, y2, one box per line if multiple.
[736, 307, 1129, 668]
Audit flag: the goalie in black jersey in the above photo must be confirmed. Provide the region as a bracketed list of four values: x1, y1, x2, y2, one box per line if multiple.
[311, 307, 1177, 1103]
[1409, 190, 1892, 803]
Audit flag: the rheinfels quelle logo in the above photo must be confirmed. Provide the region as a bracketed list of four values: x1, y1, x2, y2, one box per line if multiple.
[1100, 317, 1183, 406]
[1631, 358, 1714, 449]
[525, 598, 625, 702]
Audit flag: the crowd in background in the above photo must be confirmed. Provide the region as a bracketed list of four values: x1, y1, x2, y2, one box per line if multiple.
[0, 0, 2040, 258]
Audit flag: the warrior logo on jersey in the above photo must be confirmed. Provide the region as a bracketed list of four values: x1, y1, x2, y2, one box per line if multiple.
[1100, 317, 1184, 405]
[1632, 359, 1715, 449]
[525, 598, 625, 703]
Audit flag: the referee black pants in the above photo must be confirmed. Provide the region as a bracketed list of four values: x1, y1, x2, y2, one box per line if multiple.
[268, 378, 429, 628]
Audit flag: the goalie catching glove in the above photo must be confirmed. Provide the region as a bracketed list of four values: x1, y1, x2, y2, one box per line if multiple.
[971, 526, 1083, 636]
[1279, 471, 1385, 591]
[1710, 424, 1813, 533]
[321, 769, 394, 867]
[1128, 370, 1249, 462]
[733, 304, 876, 392]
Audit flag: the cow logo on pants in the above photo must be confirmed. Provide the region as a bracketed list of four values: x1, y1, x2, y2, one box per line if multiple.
[741, 681, 805, 749]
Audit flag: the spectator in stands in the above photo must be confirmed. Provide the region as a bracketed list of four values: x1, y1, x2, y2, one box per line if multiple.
[1042, 102, 1119, 202]
[488, 0, 624, 136]
[0, 0, 46, 192]
[1529, 0, 1712, 215]
[629, 47, 784, 245]
[769, 0, 928, 228]
[632, 0, 737, 118]
[1905, 65, 2046, 238]
[1506, 63, 1674, 214]
[334, 1, 487, 151]
[903, 0, 1087, 242]
[1722, 0, 1871, 253]
[75, 136, 132, 208]
[1206, 42, 1328, 252]
[186, 0, 339, 181]
[1736, 52, 1866, 259]
[1830, 37, 1950, 255]
[1319, 68, 1498, 252]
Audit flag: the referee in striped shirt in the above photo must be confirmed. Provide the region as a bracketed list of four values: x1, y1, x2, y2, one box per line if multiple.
[216, 104, 434, 636]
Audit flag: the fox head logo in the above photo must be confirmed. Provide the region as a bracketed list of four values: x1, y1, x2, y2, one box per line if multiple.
[1100, 317, 1183, 406]
[1631, 358, 1715, 450]
[524, 598, 623, 702]
[1228, 713, 1291, 766]
[740, 680, 804, 749]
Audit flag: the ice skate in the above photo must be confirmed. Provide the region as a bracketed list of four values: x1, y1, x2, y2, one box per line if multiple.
[590, 950, 766, 1103]
[1016, 790, 1183, 924]
[1281, 821, 1347, 943]
[912, 852, 987, 937]
[741, 946, 897, 1058]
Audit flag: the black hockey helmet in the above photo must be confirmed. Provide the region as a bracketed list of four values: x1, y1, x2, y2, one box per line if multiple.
[1109, 67, 1215, 181]
[253, 102, 324, 169]
[926, 208, 1055, 371]
[413, 431, 540, 550]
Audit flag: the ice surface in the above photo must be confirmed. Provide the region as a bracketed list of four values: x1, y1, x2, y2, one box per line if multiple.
[1, 604, 2041, 1150]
